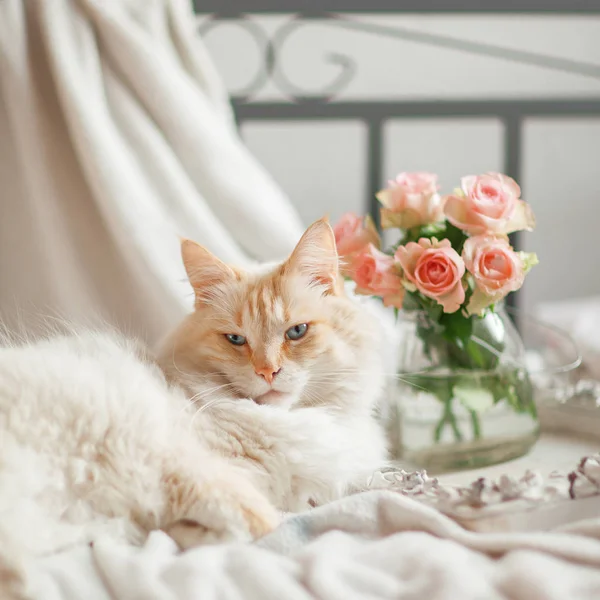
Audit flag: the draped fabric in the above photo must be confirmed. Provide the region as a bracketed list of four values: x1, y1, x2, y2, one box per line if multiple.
[0, 0, 304, 343]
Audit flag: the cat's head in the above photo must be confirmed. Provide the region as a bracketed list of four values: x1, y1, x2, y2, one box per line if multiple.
[160, 219, 383, 411]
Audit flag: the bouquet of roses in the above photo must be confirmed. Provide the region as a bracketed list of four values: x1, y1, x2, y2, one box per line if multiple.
[333, 172, 539, 441]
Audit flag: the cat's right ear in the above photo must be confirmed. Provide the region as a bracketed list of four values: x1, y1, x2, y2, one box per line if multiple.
[180, 239, 237, 300]
[283, 218, 341, 294]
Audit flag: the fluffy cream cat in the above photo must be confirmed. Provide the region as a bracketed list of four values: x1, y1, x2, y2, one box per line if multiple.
[0, 219, 388, 598]
[0, 333, 279, 598]
[157, 218, 389, 511]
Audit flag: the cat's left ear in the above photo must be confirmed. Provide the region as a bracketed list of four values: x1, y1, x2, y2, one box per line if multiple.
[180, 238, 238, 302]
[284, 218, 340, 293]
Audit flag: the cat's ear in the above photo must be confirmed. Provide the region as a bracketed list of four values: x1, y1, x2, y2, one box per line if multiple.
[181, 239, 237, 300]
[284, 218, 340, 293]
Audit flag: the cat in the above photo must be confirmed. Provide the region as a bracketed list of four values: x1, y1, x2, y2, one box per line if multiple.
[0, 333, 279, 599]
[0, 218, 388, 598]
[156, 218, 389, 512]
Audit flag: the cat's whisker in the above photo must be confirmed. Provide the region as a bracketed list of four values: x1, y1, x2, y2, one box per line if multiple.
[170, 345, 191, 380]
[189, 395, 231, 429]
[308, 370, 435, 394]
[314, 368, 444, 379]
[183, 369, 229, 380]
[391, 378, 430, 393]
[182, 382, 236, 413]
[198, 295, 236, 317]
[182, 389, 214, 411]
[307, 378, 429, 398]
[179, 392, 205, 414]
[168, 351, 228, 386]
[198, 396, 228, 413]
[300, 386, 336, 409]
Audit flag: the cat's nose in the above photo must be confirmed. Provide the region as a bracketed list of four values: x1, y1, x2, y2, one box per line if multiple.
[254, 366, 281, 385]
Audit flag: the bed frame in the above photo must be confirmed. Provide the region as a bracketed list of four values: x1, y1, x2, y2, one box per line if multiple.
[193, 2, 600, 307]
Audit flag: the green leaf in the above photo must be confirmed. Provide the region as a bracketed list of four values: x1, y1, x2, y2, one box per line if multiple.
[425, 303, 443, 323]
[439, 311, 473, 346]
[412, 222, 446, 241]
[402, 291, 424, 311]
[443, 222, 469, 254]
[401, 226, 424, 245]
[474, 369, 537, 417]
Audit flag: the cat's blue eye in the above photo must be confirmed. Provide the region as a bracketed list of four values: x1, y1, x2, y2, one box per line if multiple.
[285, 323, 308, 341]
[225, 334, 246, 346]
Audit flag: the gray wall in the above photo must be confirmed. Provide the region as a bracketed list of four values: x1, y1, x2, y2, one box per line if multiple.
[199, 12, 600, 313]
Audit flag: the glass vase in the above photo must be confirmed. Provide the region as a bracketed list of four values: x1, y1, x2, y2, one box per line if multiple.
[389, 304, 539, 472]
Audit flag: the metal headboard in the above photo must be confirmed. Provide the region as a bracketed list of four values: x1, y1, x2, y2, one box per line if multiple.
[194, 2, 600, 311]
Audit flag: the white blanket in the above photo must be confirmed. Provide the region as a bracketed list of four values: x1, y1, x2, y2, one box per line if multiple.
[28, 490, 600, 600]
[0, 0, 304, 343]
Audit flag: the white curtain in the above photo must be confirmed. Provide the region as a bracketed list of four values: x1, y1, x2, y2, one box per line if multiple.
[0, 0, 304, 343]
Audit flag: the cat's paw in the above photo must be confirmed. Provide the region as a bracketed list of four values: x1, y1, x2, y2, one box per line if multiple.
[163, 475, 280, 550]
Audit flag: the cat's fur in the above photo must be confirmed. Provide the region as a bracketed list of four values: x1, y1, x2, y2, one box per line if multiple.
[0, 219, 388, 598]
[157, 219, 389, 511]
[0, 332, 279, 598]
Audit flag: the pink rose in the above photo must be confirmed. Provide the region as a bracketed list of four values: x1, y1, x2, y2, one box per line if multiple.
[333, 213, 380, 275]
[350, 244, 405, 308]
[444, 172, 535, 235]
[395, 238, 465, 313]
[462, 235, 526, 315]
[376, 172, 444, 229]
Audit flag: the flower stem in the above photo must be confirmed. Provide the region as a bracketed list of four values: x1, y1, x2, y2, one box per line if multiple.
[433, 397, 463, 444]
[448, 406, 463, 442]
[469, 409, 482, 440]
[433, 414, 446, 443]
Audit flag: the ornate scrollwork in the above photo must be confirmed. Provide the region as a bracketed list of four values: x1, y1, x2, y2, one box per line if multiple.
[199, 12, 600, 103]
[198, 15, 272, 100]
[197, 13, 358, 102]
[267, 16, 357, 101]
